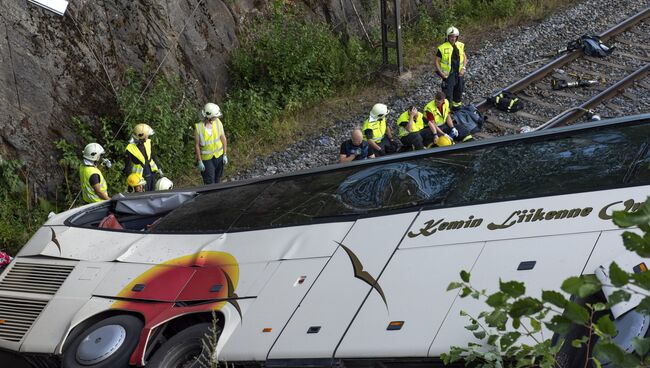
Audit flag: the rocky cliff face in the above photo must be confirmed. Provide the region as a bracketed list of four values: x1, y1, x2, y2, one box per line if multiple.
[1, 0, 410, 196]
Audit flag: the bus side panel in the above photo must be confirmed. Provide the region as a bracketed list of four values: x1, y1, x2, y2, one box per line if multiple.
[268, 213, 418, 359]
[583, 229, 642, 274]
[219, 258, 329, 361]
[335, 242, 485, 357]
[428, 232, 600, 356]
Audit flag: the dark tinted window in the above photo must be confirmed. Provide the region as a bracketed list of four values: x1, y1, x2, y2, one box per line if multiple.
[153, 121, 650, 233]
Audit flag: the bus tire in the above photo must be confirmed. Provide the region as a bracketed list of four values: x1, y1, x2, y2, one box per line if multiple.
[62, 315, 143, 368]
[146, 322, 216, 368]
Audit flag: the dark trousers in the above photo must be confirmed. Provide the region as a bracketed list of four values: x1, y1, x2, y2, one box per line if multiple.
[419, 129, 437, 147]
[370, 136, 397, 156]
[143, 173, 155, 192]
[400, 132, 424, 151]
[201, 156, 224, 185]
[442, 71, 465, 110]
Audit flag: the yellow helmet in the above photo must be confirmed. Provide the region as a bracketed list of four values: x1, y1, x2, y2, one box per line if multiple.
[133, 123, 154, 140]
[126, 173, 146, 188]
[437, 135, 454, 147]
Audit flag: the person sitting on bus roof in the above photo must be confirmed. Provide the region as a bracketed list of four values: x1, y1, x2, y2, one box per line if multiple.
[339, 129, 375, 163]
[362, 103, 398, 157]
[424, 91, 459, 140]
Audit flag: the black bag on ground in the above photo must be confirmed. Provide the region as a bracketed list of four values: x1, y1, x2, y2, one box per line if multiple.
[580, 35, 614, 57]
[452, 104, 484, 141]
[488, 91, 523, 113]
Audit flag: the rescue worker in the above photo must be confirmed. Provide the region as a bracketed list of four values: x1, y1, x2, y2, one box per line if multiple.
[339, 128, 375, 163]
[362, 103, 397, 157]
[195, 102, 228, 184]
[126, 173, 146, 193]
[424, 91, 459, 139]
[80, 143, 110, 203]
[435, 26, 468, 111]
[123, 123, 162, 192]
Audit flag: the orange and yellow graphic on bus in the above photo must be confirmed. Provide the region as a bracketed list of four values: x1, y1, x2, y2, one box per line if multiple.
[112, 251, 239, 310]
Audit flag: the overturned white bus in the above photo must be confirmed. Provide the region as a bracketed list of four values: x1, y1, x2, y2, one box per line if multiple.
[0, 114, 649, 368]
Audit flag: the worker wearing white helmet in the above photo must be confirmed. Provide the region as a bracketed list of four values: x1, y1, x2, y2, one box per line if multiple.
[79, 143, 110, 203]
[123, 123, 163, 191]
[435, 26, 468, 113]
[195, 102, 228, 184]
[361, 103, 397, 157]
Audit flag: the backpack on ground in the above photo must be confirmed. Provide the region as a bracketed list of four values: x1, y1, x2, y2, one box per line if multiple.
[580, 35, 614, 57]
[488, 91, 523, 113]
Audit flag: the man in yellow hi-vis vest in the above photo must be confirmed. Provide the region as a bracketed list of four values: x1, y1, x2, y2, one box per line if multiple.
[123, 123, 162, 192]
[195, 102, 228, 184]
[79, 143, 110, 204]
[435, 26, 468, 112]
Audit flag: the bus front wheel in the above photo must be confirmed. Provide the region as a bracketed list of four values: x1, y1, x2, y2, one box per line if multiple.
[146, 322, 216, 367]
[62, 315, 143, 368]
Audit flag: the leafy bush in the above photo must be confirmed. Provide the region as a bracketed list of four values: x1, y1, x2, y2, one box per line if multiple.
[443, 198, 650, 368]
[226, 2, 378, 140]
[0, 158, 53, 255]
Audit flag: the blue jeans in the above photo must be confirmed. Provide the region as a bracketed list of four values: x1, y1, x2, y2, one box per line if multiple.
[201, 156, 224, 185]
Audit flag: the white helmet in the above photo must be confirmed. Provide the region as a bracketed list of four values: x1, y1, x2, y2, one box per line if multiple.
[83, 143, 105, 161]
[447, 26, 460, 37]
[133, 123, 154, 140]
[202, 103, 222, 119]
[155, 177, 174, 191]
[368, 103, 389, 122]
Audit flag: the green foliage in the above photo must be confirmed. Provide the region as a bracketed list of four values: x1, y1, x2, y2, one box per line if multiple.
[442, 198, 650, 368]
[0, 158, 52, 255]
[226, 2, 378, 141]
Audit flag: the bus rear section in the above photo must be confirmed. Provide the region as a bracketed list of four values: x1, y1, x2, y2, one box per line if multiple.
[0, 114, 647, 367]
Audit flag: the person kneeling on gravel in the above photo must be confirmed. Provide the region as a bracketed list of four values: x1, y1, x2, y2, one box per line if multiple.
[339, 129, 375, 163]
[424, 91, 459, 141]
[362, 103, 398, 157]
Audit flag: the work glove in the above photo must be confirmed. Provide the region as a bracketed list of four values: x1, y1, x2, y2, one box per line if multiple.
[450, 127, 459, 139]
[223, 154, 229, 165]
[157, 169, 164, 178]
[102, 158, 112, 168]
[196, 161, 205, 172]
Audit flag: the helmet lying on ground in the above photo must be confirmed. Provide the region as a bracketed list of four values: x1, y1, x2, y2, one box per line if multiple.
[155, 177, 174, 191]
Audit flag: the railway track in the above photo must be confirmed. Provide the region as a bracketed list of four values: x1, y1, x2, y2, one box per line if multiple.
[475, 6, 650, 136]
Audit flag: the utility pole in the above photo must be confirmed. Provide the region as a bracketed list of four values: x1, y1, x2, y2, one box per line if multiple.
[380, 0, 403, 75]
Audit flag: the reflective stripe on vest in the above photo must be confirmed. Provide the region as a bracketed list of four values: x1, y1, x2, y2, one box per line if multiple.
[423, 99, 450, 126]
[79, 165, 107, 203]
[396, 111, 426, 137]
[362, 118, 387, 143]
[196, 120, 224, 160]
[126, 140, 158, 174]
[437, 41, 465, 75]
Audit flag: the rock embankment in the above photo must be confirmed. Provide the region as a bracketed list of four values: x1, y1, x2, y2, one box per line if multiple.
[232, 0, 650, 181]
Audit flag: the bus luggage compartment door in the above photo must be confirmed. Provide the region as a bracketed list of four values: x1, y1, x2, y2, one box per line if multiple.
[267, 212, 418, 359]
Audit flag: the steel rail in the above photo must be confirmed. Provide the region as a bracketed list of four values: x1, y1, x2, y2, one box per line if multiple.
[537, 62, 650, 130]
[476, 6, 650, 112]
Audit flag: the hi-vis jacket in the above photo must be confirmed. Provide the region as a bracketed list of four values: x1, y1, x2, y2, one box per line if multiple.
[437, 41, 465, 75]
[79, 165, 107, 203]
[126, 140, 159, 175]
[396, 111, 426, 137]
[196, 120, 225, 161]
[424, 99, 451, 127]
[362, 118, 388, 143]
